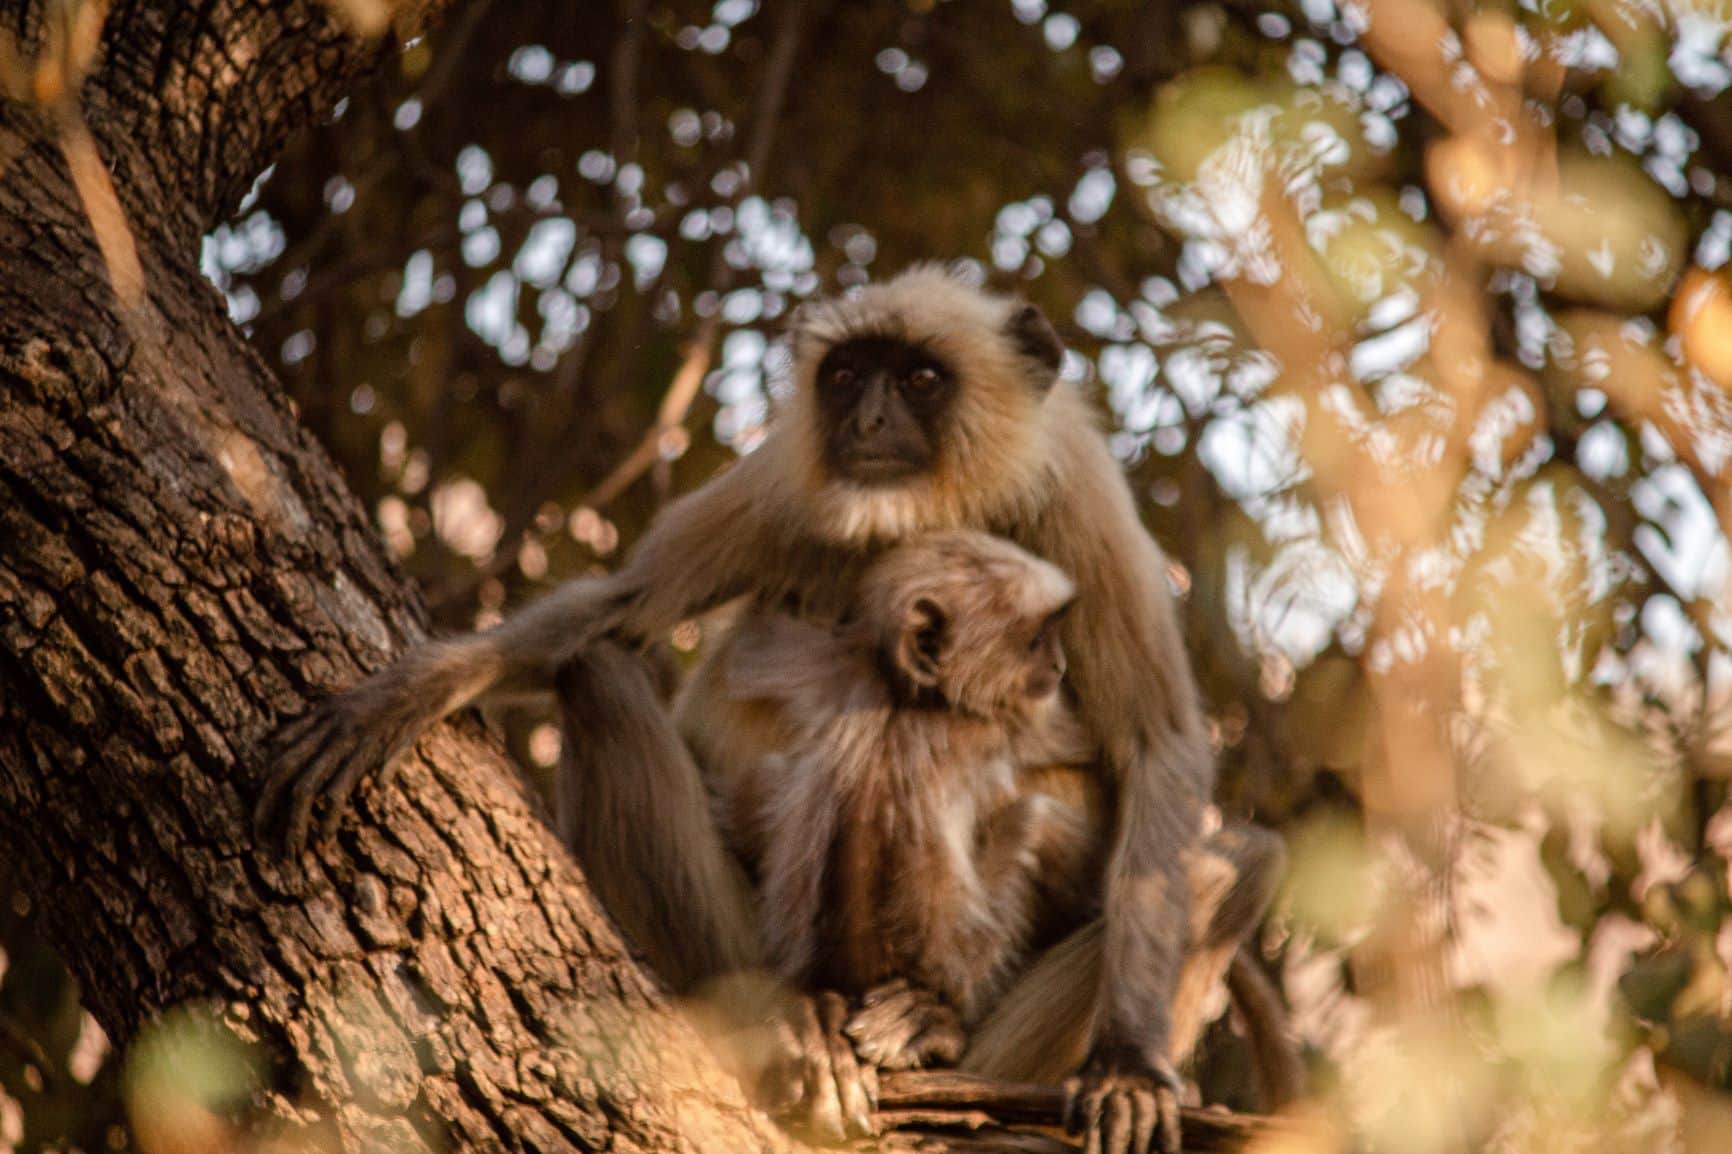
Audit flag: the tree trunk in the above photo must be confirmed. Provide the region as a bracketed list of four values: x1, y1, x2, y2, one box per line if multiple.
[0, 2, 789, 1150]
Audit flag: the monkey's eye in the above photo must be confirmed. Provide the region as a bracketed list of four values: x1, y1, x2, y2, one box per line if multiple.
[830, 368, 857, 389]
[906, 367, 940, 392]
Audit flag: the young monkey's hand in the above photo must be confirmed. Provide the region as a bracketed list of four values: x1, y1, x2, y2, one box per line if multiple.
[844, 979, 966, 1071]
[1064, 1045, 1185, 1154]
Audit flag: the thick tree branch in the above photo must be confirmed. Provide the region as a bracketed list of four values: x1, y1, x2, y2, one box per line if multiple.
[0, 3, 794, 1151]
[80, 0, 462, 246]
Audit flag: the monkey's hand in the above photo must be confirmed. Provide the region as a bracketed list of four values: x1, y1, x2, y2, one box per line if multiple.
[762, 990, 878, 1143]
[254, 666, 442, 852]
[843, 979, 966, 1071]
[1064, 1046, 1184, 1154]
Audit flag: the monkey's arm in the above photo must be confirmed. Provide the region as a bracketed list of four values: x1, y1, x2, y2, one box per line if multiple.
[756, 753, 836, 983]
[722, 615, 865, 709]
[1032, 420, 1214, 1154]
[255, 442, 791, 849]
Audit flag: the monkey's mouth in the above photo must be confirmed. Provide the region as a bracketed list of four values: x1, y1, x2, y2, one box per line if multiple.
[838, 455, 923, 484]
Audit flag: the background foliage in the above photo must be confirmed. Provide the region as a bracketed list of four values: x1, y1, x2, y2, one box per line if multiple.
[6, 0, 1732, 1149]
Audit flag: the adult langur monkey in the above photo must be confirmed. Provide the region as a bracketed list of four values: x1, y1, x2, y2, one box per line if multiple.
[258, 265, 1263, 1154]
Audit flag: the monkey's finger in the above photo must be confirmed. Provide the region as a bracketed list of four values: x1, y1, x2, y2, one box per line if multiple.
[1155, 1085, 1181, 1154]
[283, 733, 358, 853]
[374, 743, 407, 792]
[1061, 1076, 1083, 1134]
[848, 983, 917, 1032]
[317, 727, 401, 842]
[1131, 1088, 1158, 1154]
[818, 992, 874, 1137]
[795, 997, 845, 1143]
[318, 746, 375, 843]
[861, 979, 909, 1008]
[1081, 1092, 1106, 1154]
[1103, 1091, 1133, 1154]
[257, 715, 344, 845]
[253, 710, 336, 835]
[835, 1046, 875, 1136]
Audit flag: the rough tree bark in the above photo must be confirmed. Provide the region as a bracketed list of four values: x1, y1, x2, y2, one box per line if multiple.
[0, 2, 791, 1150]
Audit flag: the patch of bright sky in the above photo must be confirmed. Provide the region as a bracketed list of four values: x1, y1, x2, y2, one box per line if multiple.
[514, 219, 577, 288]
[1352, 319, 1430, 388]
[1468, 382, 1542, 481]
[1633, 464, 1731, 602]
[1697, 210, 1732, 269]
[537, 287, 586, 346]
[1228, 536, 1358, 662]
[732, 197, 814, 280]
[1636, 593, 1703, 701]
[1069, 166, 1116, 224]
[1671, 11, 1732, 94]
[710, 329, 772, 447]
[1200, 395, 1309, 506]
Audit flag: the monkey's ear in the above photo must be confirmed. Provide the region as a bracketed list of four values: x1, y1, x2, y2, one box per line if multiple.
[900, 597, 950, 689]
[1006, 303, 1063, 393]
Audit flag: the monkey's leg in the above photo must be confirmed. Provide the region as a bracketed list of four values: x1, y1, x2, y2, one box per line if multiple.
[556, 645, 879, 1140]
[1226, 950, 1306, 1109]
[847, 788, 1092, 1073]
[552, 642, 763, 994]
[962, 823, 1297, 1102]
[1166, 823, 1283, 1067]
[960, 920, 1104, 1086]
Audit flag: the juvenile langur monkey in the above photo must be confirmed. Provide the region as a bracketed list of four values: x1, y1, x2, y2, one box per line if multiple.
[725, 531, 1095, 1026]
[258, 265, 1279, 1154]
[721, 530, 1302, 1112]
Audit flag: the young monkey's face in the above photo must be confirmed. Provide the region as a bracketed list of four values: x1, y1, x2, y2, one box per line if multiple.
[1016, 602, 1071, 704]
[863, 530, 1077, 718]
[916, 597, 1074, 718]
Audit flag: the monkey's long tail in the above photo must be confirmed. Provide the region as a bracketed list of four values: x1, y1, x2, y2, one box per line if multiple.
[1226, 950, 1306, 1111]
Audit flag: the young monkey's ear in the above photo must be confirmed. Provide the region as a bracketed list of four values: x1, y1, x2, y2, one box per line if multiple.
[1005, 303, 1063, 393]
[899, 596, 951, 689]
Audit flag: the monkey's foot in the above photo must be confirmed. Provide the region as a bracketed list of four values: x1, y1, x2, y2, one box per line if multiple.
[1064, 1051, 1185, 1154]
[844, 979, 966, 1071]
[765, 991, 878, 1144]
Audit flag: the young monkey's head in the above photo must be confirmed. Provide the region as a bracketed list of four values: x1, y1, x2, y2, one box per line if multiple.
[783, 264, 1067, 544]
[857, 530, 1075, 719]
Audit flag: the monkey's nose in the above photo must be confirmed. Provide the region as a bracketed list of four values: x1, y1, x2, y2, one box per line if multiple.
[852, 408, 888, 437]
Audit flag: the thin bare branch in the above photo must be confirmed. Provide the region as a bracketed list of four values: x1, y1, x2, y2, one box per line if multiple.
[875, 1071, 1286, 1153]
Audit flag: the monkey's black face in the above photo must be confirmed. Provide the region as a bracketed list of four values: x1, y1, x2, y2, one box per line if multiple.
[815, 337, 958, 485]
